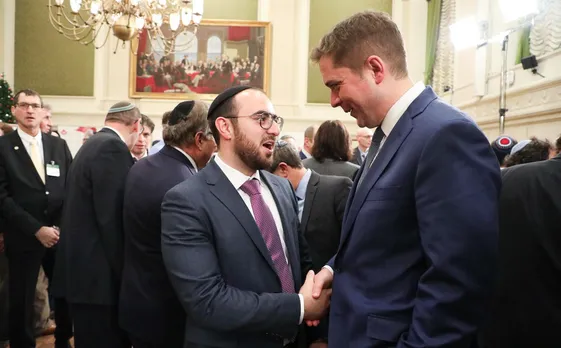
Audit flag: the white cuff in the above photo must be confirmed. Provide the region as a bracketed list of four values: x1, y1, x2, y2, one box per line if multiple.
[298, 294, 304, 324]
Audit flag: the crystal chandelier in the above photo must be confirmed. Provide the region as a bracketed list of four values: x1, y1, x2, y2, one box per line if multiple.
[48, 0, 204, 55]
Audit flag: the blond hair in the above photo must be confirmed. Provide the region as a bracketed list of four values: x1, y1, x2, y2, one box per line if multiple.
[310, 10, 408, 79]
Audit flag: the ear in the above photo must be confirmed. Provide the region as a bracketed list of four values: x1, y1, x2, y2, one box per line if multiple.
[277, 162, 290, 178]
[215, 117, 233, 141]
[366, 55, 385, 84]
[194, 131, 205, 150]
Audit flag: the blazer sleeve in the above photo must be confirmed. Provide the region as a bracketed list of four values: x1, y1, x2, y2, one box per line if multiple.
[161, 186, 301, 338]
[0, 150, 43, 236]
[90, 144, 132, 282]
[398, 120, 501, 348]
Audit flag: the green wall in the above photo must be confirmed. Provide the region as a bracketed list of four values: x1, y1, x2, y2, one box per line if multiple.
[205, 0, 258, 20]
[14, 0, 258, 97]
[15, 0, 95, 96]
[307, 0, 393, 103]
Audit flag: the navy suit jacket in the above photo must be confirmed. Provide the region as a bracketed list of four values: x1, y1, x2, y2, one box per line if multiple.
[161, 160, 312, 348]
[327, 87, 501, 347]
[119, 145, 196, 344]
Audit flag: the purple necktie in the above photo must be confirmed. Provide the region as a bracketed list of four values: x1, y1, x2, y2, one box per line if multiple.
[240, 179, 295, 293]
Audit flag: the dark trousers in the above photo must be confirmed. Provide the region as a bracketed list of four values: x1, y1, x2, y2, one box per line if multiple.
[7, 247, 73, 348]
[72, 303, 130, 348]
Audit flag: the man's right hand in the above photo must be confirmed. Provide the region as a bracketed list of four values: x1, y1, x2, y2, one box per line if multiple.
[35, 226, 59, 248]
[305, 267, 334, 326]
[300, 270, 332, 322]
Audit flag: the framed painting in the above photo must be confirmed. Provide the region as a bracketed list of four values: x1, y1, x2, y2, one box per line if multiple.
[129, 19, 272, 100]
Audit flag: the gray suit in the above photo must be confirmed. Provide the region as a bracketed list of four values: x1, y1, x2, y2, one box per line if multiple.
[161, 160, 312, 348]
[350, 147, 365, 166]
[302, 158, 360, 181]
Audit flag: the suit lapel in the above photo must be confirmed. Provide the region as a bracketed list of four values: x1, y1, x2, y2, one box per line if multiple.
[161, 145, 196, 175]
[339, 89, 439, 247]
[42, 134, 53, 183]
[260, 172, 300, 287]
[206, 162, 277, 274]
[9, 132, 44, 187]
[300, 171, 319, 235]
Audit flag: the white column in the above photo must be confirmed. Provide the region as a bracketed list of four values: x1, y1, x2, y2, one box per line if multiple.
[2, 0, 15, 85]
[258, 0, 271, 21]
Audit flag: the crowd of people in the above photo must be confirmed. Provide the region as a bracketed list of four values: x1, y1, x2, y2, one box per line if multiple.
[1, 9, 560, 348]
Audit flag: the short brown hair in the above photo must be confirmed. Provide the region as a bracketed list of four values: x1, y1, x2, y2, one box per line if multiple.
[14, 89, 43, 107]
[105, 101, 141, 126]
[310, 10, 408, 78]
[504, 137, 552, 168]
[141, 114, 155, 134]
[311, 120, 352, 162]
[163, 100, 211, 147]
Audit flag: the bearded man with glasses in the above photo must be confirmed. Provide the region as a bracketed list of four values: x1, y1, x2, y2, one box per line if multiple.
[161, 86, 330, 348]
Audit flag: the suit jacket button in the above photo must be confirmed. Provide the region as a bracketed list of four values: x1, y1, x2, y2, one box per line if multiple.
[334, 268, 341, 273]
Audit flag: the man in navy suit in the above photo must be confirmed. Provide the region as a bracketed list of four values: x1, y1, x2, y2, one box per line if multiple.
[308, 11, 501, 348]
[161, 86, 331, 348]
[119, 100, 216, 348]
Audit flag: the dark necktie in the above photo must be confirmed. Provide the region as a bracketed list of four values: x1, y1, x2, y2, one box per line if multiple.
[357, 127, 385, 187]
[240, 179, 295, 293]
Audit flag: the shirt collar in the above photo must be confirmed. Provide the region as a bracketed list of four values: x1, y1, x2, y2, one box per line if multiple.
[101, 126, 127, 144]
[172, 146, 198, 172]
[381, 81, 425, 137]
[17, 127, 42, 144]
[295, 169, 312, 201]
[302, 149, 312, 158]
[214, 154, 261, 190]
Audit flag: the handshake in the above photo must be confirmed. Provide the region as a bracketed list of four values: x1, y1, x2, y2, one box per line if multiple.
[299, 268, 334, 326]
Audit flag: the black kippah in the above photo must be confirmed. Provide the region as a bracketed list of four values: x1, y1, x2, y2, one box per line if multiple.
[207, 85, 253, 120]
[168, 101, 195, 126]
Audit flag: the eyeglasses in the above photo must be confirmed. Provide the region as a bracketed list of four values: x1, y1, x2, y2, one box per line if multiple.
[16, 102, 42, 110]
[223, 111, 284, 131]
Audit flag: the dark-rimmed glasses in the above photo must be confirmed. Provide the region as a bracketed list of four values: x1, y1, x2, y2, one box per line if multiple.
[16, 102, 42, 110]
[223, 111, 284, 131]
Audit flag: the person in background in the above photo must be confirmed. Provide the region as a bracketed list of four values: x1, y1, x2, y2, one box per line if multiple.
[503, 137, 553, 168]
[120, 100, 216, 348]
[0, 89, 73, 348]
[491, 135, 517, 168]
[0, 123, 14, 136]
[131, 114, 155, 160]
[299, 126, 316, 160]
[40, 105, 53, 134]
[82, 129, 95, 144]
[280, 134, 300, 151]
[309, 10, 500, 347]
[350, 128, 372, 166]
[269, 140, 351, 348]
[148, 111, 172, 155]
[303, 120, 359, 180]
[53, 101, 142, 348]
[483, 145, 561, 347]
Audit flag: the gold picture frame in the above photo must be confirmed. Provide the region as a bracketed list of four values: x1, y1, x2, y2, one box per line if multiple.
[129, 19, 272, 100]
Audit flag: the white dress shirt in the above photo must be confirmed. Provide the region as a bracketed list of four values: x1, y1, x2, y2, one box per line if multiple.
[173, 146, 198, 172]
[17, 128, 44, 165]
[213, 155, 304, 324]
[101, 126, 127, 144]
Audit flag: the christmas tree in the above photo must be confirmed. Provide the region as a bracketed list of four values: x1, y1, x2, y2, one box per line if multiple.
[0, 73, 15, 124]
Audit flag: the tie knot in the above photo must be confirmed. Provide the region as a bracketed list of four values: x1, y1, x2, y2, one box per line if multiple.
[30, 138, 37, 145]
[240, 178, 261, 196]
